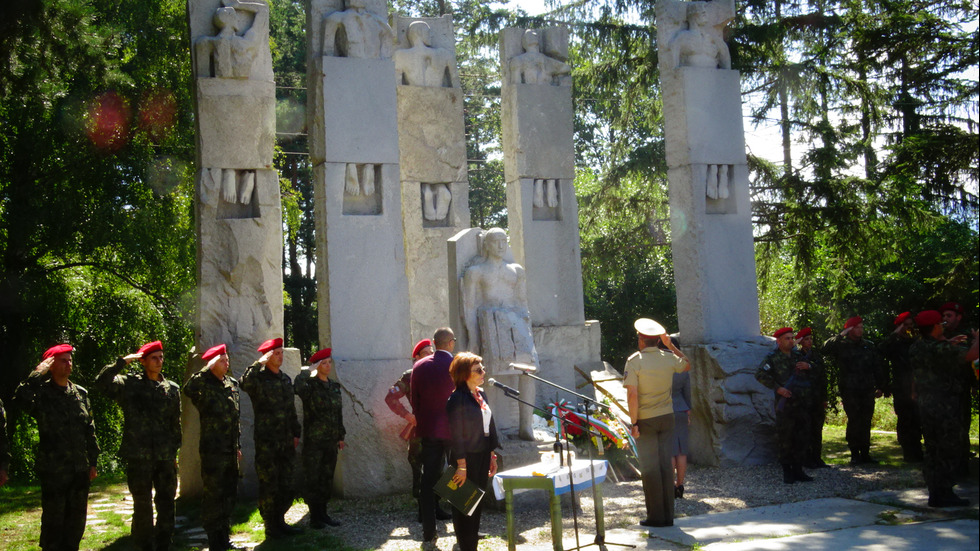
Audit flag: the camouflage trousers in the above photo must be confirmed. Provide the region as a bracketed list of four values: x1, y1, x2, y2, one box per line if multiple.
[39, 469, 90, 551]
[200, 453, 239, 534]
[127, 459, 177, 551]
[776, 402, 812, 464]
[919, 393, 963, 491]
[255, 448, 295, 523]
[841, 389, 875, 453]
[806, 404, 826, 463]
[303, 443, 339, 511]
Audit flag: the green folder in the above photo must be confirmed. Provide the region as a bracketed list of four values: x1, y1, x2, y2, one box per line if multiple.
[433, 467, 486, 517]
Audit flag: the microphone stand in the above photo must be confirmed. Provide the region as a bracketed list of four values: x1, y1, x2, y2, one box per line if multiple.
[505, 371, 634, 551]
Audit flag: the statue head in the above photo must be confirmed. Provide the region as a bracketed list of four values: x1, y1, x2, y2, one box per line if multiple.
[521, 29, 540, 53]
[346, 0, 368, 11]
[688, 3, 709, 27]
[407, 21, 431, 47]
[482, 228, 508, 260]
[214, 7, 240, 33]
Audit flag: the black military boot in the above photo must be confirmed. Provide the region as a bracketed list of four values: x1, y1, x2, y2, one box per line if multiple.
[782, 464, 795, 484]
[208, 531, 228, 550]
[860, 449, 879, 465]
[264, 521, 285, 539]
[310, 507, 327, 529]
[279, 516, 303, 535]
[793, 463, 814, 482]
[322, 512, 342, 527]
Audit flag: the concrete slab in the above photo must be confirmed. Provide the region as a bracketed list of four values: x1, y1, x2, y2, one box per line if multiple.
[703, 518, 979, 550]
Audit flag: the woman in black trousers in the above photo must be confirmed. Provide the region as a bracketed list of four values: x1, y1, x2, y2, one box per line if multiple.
[447, 352, 500, 551]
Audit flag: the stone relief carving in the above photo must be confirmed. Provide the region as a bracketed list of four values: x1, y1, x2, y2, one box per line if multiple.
[200, 168, 259, 219]
[507, 30, 571, 86]
[394, 21, 459, 88]
[421, 183, 452, 222]
[663, 0, 733, 70]
[322, 0, 394, 59]
[532, 179, 560, 209]
[703, 163, 732, 200]
[194, 0, 270, 79]
[344, 163, 378, 196]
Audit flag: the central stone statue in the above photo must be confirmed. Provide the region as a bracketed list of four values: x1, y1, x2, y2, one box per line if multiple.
[461, 228, 538, 439]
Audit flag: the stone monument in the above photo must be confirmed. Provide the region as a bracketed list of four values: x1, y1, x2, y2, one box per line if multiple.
[307, 0, 412, 496]
[394, 15, 469, 341]
[656, 0, 773, 466]
[499, 27, 602, 427]
[183, 0, 287, 496]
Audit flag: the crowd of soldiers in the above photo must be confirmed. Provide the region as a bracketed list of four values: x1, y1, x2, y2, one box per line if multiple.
[756, 302, 979, 507]
[4, 337, 342, 551]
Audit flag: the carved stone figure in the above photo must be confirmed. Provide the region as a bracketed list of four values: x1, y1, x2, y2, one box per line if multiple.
[665, 1, 732, 70]
[322, 0, 394, 59]
[194, 0, 270, 79]
[394, 21, 459, 88]
[507, 30, 571, 86]
[344, 163, 376, 196]
[532, 179, 559, 208]
[421, 183, 452, 221]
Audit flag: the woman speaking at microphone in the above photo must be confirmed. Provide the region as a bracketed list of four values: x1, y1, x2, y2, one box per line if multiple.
[447, 353, 500, 551]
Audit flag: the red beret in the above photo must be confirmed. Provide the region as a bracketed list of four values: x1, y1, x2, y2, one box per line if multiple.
[310, 348, 332, 364]
[939, 302, 964, 316]
[893, 312, 912, 326]
[138, 341, 163, 356]
[795, 327, 812, 339]
[844, 316, 863, 329]
[257, 338, 283, 353]
[412, 339, 432, 358]
[773, 327, 794, 339]
[202, 344, 227, 362]
[42, 344, 74, 360]
[914, 310, 942, 327]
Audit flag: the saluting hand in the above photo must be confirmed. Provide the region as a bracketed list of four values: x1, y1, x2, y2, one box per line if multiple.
[35, 357, 54, 374]
[258, 350, 274, 365]
[123, 353, 142, 364]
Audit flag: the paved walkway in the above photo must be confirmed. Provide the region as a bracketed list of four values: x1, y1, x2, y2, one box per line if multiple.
[544, 482, 979, 551]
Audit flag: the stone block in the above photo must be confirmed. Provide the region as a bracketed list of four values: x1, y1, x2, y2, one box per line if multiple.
[314, 162, 410, 359]
[507, 178, 585, 326]
[684, 338, 777, 467]
[402, 181, 469, 341]
[448, 228, 484, 352]
[501, 84, 575, 180]
[332, 358, 417, 497]
[662, 68, 747, 168]
[196, 79, 275, 169]
[396, 86, 467, 183]
[320, 57, 398, 164]
[669, 163, 760, 343]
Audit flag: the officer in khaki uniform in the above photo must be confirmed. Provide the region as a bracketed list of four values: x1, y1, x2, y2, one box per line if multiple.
[183, 344, 242, 551]
[624, 318, 690, 528]
[96, 340, 181, 551]
[295, 347, 346, 528]
[14, 344, 100, 551]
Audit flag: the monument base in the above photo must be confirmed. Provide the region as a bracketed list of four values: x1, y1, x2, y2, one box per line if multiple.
[685, 336, 777, 466]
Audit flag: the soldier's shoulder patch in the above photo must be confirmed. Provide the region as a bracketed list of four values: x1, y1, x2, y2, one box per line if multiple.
[762, 363, 771, 371]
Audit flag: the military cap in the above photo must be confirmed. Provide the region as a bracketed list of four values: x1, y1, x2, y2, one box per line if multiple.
[844, 316, 863, 329]
[42, 343, 74, 359]
[257, 337, 283, 353]
[773, 327, 794, 339]
[412, 339, 432, 358]
[914, 310, 942, 327]
[795, 327, 812, 339]
[202, 344, 227, 362]
[634, 318, 666, 338]
[939, 302, 964, 316]
[893, 312, 911, 326]
[310, 348, 332, 364]
[137, 340, 163, 356]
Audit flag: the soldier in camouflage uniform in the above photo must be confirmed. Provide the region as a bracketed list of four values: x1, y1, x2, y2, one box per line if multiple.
[822, 316, 885, 464]
[878, 312, 923, 462]
[96, 340, 181, 551]
[909, 310, 978, 507]
[940, 301, 975, 476]
[183, 344, 242, 551]
[13, 344, 100, 551]
[756, 327, 816, 483]
[295, 347, 346, 528]
[1, 397, 9, 487]
[796, 328, 830, 469]
[240, 337, 302, 539]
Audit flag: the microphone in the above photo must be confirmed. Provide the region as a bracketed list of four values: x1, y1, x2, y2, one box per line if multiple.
[508, 362, 537, 373]
[487, 378, 520, 396]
